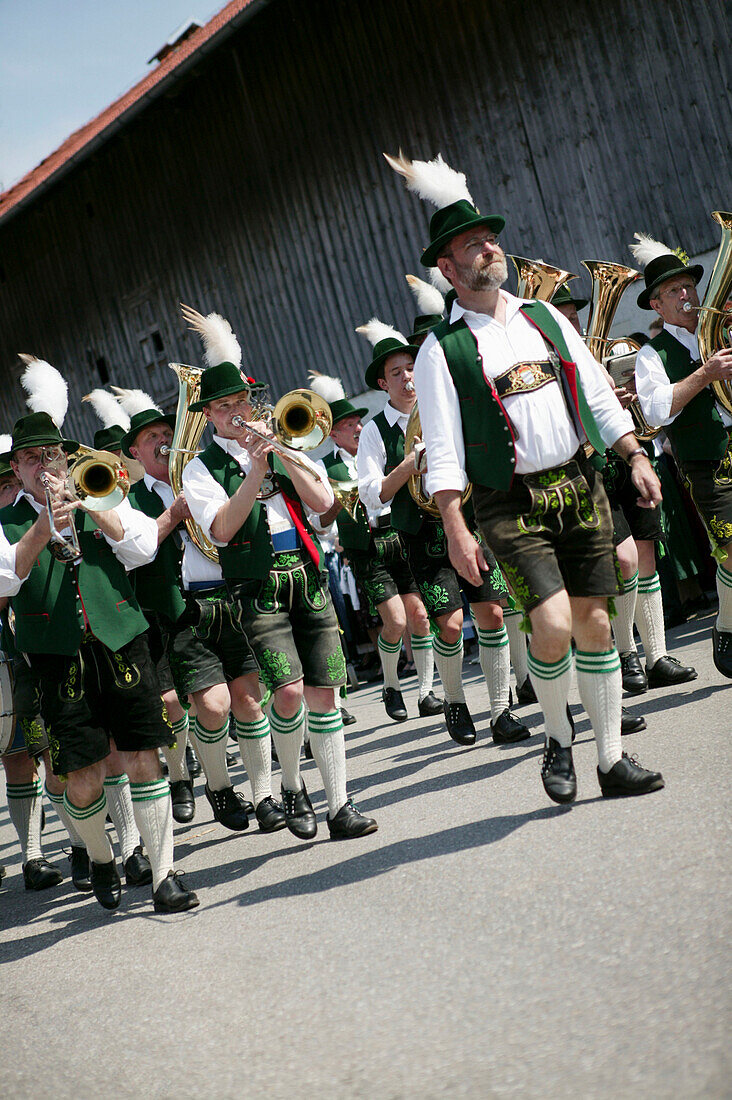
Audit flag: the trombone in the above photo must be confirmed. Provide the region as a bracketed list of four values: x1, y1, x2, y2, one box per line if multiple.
[232, 388, 332, 482]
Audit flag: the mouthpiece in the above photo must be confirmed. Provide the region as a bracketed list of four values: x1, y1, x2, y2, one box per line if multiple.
[405, 380, 415, 393]
[159, 445, 171, 455]
[232, 415, 246, 428]
[682, 302, 695, 313]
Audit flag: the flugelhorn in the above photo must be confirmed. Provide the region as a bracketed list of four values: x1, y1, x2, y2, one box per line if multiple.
[41, 444, 130, 563]
[328, 478, 362, 521]
[696, 211, 732, 416]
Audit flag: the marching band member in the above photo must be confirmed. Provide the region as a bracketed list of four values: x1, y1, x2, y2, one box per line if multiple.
[356, 318, 529, 747]
[386, 151, 665, 803]
[181, 308, 377, 840]
[0, 359, 198, 913]
[632, 233, 732, 678]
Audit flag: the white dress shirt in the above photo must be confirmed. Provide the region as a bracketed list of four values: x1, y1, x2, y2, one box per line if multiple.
[0, 526, 18, 598]
[143, 473, 222, 590]
[182, 435, 333, 547]
[357, 403, 410, 513]
[635, 321, 732, 429]
[0, 490, 158, 597]
[414, 292, 634, 495]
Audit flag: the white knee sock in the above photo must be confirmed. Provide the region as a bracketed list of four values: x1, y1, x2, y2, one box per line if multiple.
[44, 782, 85, 848]
[103, 774, 139, 863]
[504, 608, 529, 687]
[64, 791, 113, 865]
[613, 570, 639, 655]
[716, 564, 732, 631]
[635, 573, 666, 667]
[191, 717, 230, 791]
[130, 779, 174, 891]
[410, 633, 434, 701]
[163, 714, 190, 783]
[433, 633, 465, 703]
[6, 778, 43, 862]
[575, 648, 623, 773]
[235, 713, 272, 807]
[377, 634, 402, 691]
[270, 703, 305, 792]
[526, 647, 574, 747]
[308, 709, 347, 816]
[477, 626, 511, 722]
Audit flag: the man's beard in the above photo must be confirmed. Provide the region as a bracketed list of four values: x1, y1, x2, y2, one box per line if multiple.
[456, 254, 508, 292]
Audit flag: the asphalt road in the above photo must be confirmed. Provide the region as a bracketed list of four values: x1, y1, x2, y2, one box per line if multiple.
[1, 610, 729, 1099]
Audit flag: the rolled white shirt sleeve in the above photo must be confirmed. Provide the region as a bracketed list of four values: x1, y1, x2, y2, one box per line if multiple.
[357, 420, 390, 512]
[181, 457, 232, 548]
[634, 343, 676, 427]
[0, 528, 21, 597]
[414, 333, 469, 496]
[105, 497, 159, 569]
[307, 458, 336, 536]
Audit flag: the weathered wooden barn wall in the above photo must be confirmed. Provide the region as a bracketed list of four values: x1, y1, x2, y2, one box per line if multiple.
[0, 0, 728, 437]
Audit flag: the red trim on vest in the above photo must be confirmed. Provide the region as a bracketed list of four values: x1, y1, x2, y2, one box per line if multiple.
[280, 492, 320, 569]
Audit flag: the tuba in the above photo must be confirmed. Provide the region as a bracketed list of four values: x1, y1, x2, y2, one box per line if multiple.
[167, 363, 219, 563]
[696, 211, 732, 416]
[583, 260, 661, 442]
[404, 403, 472, 518]
[509, 255, 577, 301]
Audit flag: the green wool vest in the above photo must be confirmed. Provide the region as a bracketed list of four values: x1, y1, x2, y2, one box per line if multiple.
[649, 329, 728, 462]
[197, 444, 324, 580]
[373, 410, 424, 535]
[322, 451, 371, 551]
[433, 300, 605, 491]
[127, 480, 187, 623]
[0, 499, 149, 655]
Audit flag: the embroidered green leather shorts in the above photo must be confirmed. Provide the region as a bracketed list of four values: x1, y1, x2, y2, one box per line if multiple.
[163, 592, 258, 702]
[29, 633, 173, 775]
[473, 451, 620, 613]
[679, 444, 732, 549]
[402, 519, 509, 619]
[347, 528, 419, 615]
[3, 657, 49, 759]
[229, 557, 346, 691]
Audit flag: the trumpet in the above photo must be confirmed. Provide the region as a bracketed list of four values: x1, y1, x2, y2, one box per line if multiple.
[232, 388, 332, 482]
[41, 444, 130, 563]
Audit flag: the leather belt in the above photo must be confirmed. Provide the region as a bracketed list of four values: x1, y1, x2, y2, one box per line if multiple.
[493, 360, 556, 398]
[372, 515, 392, 531]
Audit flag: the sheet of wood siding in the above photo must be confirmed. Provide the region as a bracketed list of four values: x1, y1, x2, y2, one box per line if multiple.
[0, 0, 728, 438]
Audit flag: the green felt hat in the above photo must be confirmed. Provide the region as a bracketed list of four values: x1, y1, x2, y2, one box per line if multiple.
[93, 425, 126, 453]
[120, 409, 176, 458]
[188, 362, 253, 411]
[637, 254, 704, 310]
[364, 339, 420, 391]
[409, 313, 443, 343]
[420, 200, 505, 268]
[10, 412, 79, 456]
[0, 454, 13, 478]
[329, 398, 368, 425]
[551, 283, 589, 310]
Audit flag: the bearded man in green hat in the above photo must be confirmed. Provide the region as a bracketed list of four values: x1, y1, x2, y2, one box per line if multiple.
[387, 151, 665, 805]
[0, 360, 198, 914]
[181, 307, 377, 841]
[632, 231, 732, 679]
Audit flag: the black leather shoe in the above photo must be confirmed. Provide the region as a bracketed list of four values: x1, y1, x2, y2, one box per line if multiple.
[621, 707, 647, 735]
[541, 738, 577, 804]
[516, 675, 537, 705]
[23, 857, 63, 891]
[0, 864, 6, 883]
[713, 626, 732, 679]
[418, 691, 443, 717]
[598, 752, 664, 797]
[69, 846, 92, 891]
[491, 708, 531, 744]
[382, 687, 408, 722]
[153, 870, 200, 913]
[303, 738, 314, 760]
[170, 779, 195, 824]
[281, 783, 317, 840]
[255, 795, 287, 832]
[225, 751, 238, 767]
[90, 859, 122, 910]
[327, 799, 378, 839]
[620, 652, 647, 694]
[444, 701, 476, 746]
[124, 845, 153, 887]
[205, 784, 250, 831]
[185, 743, 202, 778]
[646, 654, 698, 688]
[340, 707, 357, 726]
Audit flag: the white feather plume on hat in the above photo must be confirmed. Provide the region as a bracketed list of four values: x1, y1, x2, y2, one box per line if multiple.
[355, 319, 409, 348]
[83, 388, 131, 430]
[19, 354, 69, 428]
[406, 274, 445, 315]
[428, 266, 453, 295]
[307, 371, 346, 403]
[629, 233, 675, 269]
[109, 386, 163, 417]
[384, 151, 474, 210]
[0, 434, 12, 454]
[180, 303, 242, 369]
